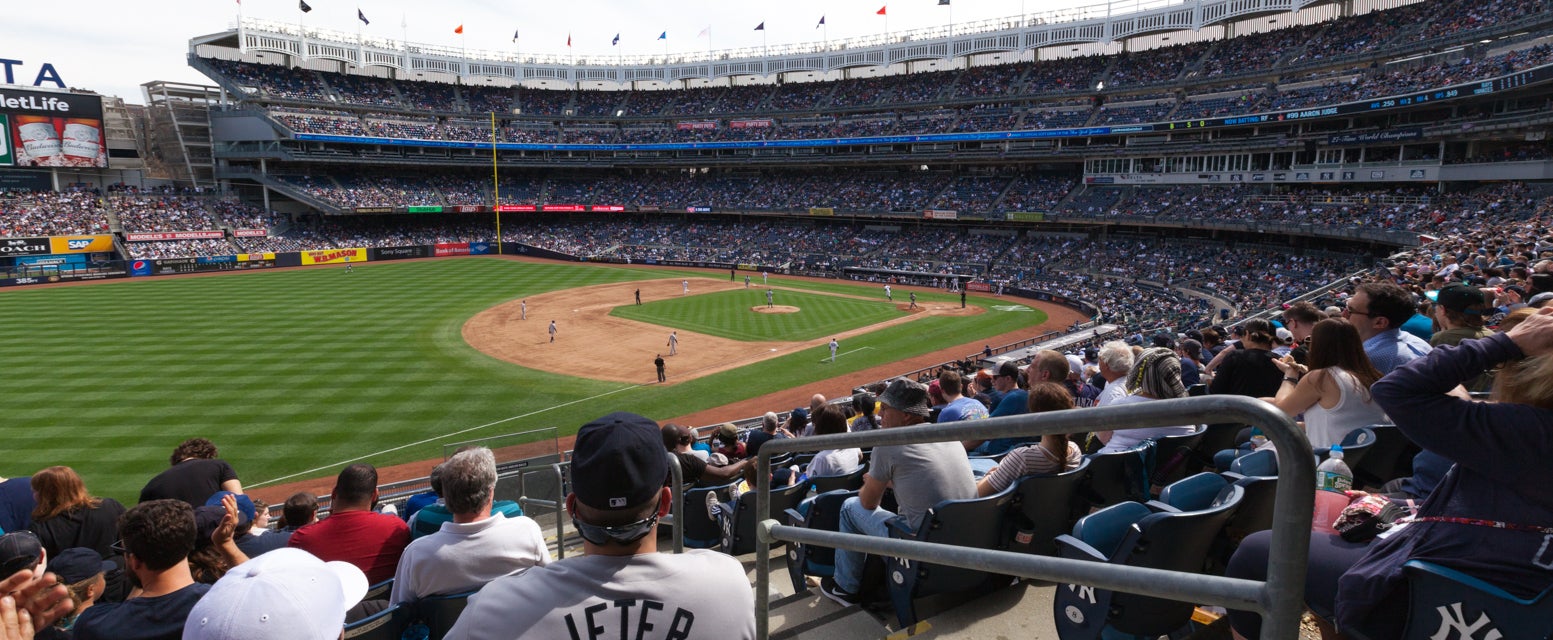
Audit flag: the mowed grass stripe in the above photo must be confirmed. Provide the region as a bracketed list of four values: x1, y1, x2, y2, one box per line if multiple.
[610, 289, 901, 341]
[0, 258, 1043, 503]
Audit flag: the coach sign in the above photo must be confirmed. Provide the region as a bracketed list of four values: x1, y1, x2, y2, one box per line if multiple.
[0, 236, 49, 256]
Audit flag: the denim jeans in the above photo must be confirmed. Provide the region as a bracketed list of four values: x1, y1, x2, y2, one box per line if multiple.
[834, 496, 908, 594]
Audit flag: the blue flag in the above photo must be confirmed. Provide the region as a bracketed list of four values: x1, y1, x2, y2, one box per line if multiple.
[753, 22, 764, 31]
[816, 16, 825, 28]
[612, 33, 620, 45]
[658, 31, 666, 40]
[357, 9, 370, 25]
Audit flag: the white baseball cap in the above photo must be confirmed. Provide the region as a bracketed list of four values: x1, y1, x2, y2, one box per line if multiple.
[183, 547, 368, 640]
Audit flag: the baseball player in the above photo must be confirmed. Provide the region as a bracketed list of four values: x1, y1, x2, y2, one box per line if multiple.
[829, 338, 839, 364]
[961, 289, 967, 308]
[762, 271, 768, 285]
[766, 289, 774, 307]
[744, 275, 751, 288]
[548, 320, 557, 343]
[443, 412, 756, 640]
[667, 331, 678, 355]
[654, 355, 666, 383]
[909, 291, 918, 309]
[343, 256, 353, 273]
[884, 284, 892, 301]
[520, 300, 527, 320]
[635, 288, 641, 305]
[682, 280, 689, 295]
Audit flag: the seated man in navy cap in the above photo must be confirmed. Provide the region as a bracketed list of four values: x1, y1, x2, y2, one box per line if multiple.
[447, 412, 756, 640]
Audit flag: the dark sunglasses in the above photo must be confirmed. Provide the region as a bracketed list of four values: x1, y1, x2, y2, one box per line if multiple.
[572, 512, 660, 546]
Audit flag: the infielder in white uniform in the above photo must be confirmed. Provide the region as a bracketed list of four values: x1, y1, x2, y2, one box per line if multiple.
[520, 300, 527, 320]
[829, 338, 839, 364]
[884, 284, 892, 301]
[667, 331, 678, 355]
[444, 412, 756, 640]
[548, 320, 557, 343]
[766, 289, 774, 307]
[682, 280, 689, 295]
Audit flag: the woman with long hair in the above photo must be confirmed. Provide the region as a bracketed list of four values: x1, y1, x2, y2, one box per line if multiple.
[1265, 318, 1388, 449]
[976, 382, 1083, 497]
[28, 467, 125, 561]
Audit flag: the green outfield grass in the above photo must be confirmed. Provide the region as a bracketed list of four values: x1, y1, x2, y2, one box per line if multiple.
[609, 288, 902, 341]
[0, 258, 1045, 503]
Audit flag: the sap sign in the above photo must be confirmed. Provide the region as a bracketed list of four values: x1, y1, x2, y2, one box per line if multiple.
[0, 59, 66, 88]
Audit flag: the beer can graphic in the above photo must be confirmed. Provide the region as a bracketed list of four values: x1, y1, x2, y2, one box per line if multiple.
[61, 118, 104, 164]
[15, 115, 62, 165]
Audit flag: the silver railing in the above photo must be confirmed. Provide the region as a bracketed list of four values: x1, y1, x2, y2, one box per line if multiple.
[753, 395, 1314, 640]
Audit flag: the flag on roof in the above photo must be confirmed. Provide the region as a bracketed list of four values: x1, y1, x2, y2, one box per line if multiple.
[358, 9, 370, 25]
[877, 5, 887, 15]
[513, 29, 519, 42]
[753, 22, 764, 31]
[612, 33, 620, 45]
[298, 0, 311, 13]
[658, 31, 667, 40]
[816, 16, 826, 28]
[455, 24, 464, 34]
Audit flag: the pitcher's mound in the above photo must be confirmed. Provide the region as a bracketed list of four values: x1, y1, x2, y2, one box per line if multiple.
[752, 305, 800, 314]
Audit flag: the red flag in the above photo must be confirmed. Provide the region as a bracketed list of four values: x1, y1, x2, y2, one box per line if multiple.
[567, 33, 572, 47]
[877, 5, 887, 15]
[454, 24, 464, 34]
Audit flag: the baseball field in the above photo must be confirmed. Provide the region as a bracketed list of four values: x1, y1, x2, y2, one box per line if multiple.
[0, 256, 1053, 504]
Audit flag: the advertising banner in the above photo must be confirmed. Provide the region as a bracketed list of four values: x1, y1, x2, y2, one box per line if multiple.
[0, 236, 50, 256]
[126, 231, 224, 242]
[923, 209, 958, 220]
[540, 204, 585, 212]
[808, 207, 835, 216]
[730, 119, 773, 129]
[469, 242, 493, 255]
[589, 205, 625, 212]
[233, 229, 269, 237]
[676, 121, 717, 130]
[300, 247, 366, 265]
[49, 234, 113, 254]
[434, 242, 471, 257]
[1, 88, 107, 168]
[686, 206, 711, 213]
[452, 205, 485, 213]
[407, 205, 443, 213]
[497, 204, 536, 212]
[130, 259, 153, 276]
[237, 253, 275, 262]
[637, 206, 662, 213]
[1007, 212, 1046, 222]
[196, 255, 236, 264]
[967, 282, 993, 292]
[353, 207, 394, 214]
[371, 246, 428, 261]
[0, 114, 10, 166]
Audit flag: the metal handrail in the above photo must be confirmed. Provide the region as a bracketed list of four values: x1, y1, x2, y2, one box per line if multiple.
[752, 395, 1313, 640]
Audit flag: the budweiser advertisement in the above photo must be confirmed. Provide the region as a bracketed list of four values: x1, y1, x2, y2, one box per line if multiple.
[0, 88, 106, 168]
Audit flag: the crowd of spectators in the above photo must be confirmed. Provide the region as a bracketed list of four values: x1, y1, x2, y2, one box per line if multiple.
[0, 189, 110, 237]
[124, 238, 239, 259]
[112, 195, 264, 234]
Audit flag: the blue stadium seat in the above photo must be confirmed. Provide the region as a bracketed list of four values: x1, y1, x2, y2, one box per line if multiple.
[782, 489, 859, 595]
[1398, 560, 1553, 640]
[418, 590, 477, 640]
[1149, 427, 1207, 488]
[807, 464, 868, 495]
[674, 480, 741, 549]
[719, 480, 809, 556]
[1053, 482, 1243, 639]
[1005, 458, 1093, 557]
[342, 603, 413, 640]
[1314, 427, 1377, 475]
[1081, 442, 1156, 509]
[884, 482, 1020, 627]
[362, 578, 392, 602]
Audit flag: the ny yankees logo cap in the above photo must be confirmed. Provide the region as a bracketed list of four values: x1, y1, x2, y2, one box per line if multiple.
[572, 412, 669, 511]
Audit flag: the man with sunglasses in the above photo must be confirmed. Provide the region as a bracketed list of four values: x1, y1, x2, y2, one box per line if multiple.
[1344, 282, 1432, 374]
[447, 412, 755, 640]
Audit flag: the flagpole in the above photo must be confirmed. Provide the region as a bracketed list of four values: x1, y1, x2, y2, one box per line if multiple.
[299, 5, 307, 62]
[491, 110, 502, 255]
[237, 0, 246, 55]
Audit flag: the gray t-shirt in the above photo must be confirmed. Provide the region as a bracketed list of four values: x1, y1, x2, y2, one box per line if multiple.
[869, 440, 977, 525]
[446, 550, 755, 640]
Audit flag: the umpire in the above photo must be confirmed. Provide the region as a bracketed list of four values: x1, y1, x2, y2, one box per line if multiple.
[654, 354, 666, 383]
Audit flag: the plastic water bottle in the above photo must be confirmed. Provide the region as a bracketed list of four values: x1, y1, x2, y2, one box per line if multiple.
[1316, 445, 1354, 492]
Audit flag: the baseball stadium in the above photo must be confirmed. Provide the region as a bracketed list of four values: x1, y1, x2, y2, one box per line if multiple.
[2, 0, 1552, 637]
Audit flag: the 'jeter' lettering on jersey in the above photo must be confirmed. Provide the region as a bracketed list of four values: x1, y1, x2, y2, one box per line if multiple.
[563, 599, 694, 640]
